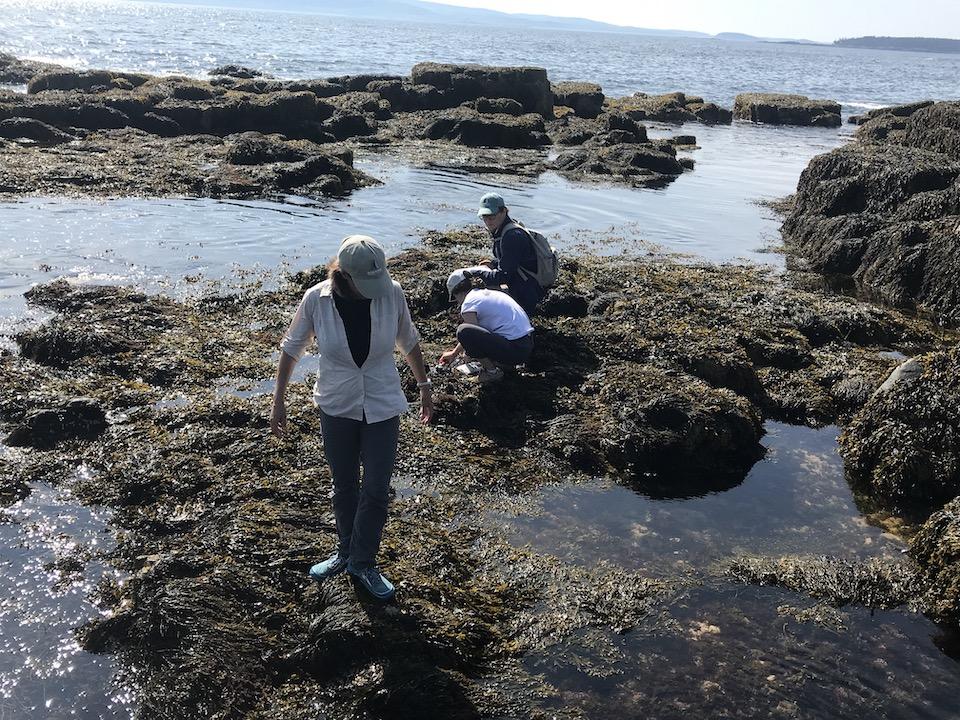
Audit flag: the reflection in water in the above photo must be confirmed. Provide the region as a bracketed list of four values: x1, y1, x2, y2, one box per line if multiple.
[493, 423, 906, 575]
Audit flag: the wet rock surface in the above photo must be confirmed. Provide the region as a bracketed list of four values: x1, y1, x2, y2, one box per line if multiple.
[783, 100, 960, 323]
[911, 497, 960, 627]
[733, 93, 842, 127]
[3, 228, 959, 719]
[840, 346, 960, 516]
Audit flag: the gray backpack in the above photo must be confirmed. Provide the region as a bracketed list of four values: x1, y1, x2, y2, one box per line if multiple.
[503, 221, 560, 288]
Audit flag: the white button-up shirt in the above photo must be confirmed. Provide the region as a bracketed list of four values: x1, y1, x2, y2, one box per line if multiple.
[280, 279, 421, 423]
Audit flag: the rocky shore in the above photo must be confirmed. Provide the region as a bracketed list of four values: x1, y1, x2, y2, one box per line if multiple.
[777, 97, 960, 636]
[782, 100, 960, 323]
[4, 50, 960, 717]
[2, 226, 959, 717]
[0, 54, 749, 198]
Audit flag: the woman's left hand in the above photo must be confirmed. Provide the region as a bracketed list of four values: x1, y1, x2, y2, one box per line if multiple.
[420, 388, 434, 424]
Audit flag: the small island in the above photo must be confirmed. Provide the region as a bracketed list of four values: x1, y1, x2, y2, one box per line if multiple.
[835, 36, 960, 54]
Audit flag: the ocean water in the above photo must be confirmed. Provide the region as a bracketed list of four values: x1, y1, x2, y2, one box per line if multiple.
[1, 1, 959, 718]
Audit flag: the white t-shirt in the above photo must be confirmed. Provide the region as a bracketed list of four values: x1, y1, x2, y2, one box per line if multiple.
[461, 289, 533, 341]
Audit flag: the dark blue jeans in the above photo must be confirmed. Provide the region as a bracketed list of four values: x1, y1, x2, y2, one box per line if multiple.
[456, 324, 534, 365]
[319, 411, 400, 569]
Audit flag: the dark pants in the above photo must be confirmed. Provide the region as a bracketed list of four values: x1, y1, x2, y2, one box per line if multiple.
[507, 277, 545, 316]
[457, 324, 534, 365]
[319, 411, 400, 569]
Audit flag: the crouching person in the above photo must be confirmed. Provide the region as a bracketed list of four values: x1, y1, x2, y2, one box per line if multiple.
[438, 269, 534, 383]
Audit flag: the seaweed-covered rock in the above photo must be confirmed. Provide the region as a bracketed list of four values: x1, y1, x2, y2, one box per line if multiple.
[552, 142, 684, 187]
[782, 103, 960, 322]
[840, 347, 960, 514]
[366, 80, 445, 112]
[552, 81, 604, 119]
[607, 92, 732, 125]
[208, 65, 270, 79]
[733, 93, 841, 127]
[411, 62, 553, 117]
[911, 496, 960, 627]
[540, 364, 764, 492]
[470, 97, 525, 116]
[424, 108, 550, 148]
[27, 69, 150, 94]
[5, 397, 107, 449]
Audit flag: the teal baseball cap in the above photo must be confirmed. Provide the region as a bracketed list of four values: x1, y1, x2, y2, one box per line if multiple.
[477, 192, 506, 217]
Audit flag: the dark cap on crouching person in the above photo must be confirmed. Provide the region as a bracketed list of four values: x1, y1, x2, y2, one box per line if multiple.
[337, 235, 392, 299]
[477, 192, 506, 217]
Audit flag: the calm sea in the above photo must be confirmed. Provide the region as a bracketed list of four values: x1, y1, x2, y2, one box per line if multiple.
[1, 2, 959, 718]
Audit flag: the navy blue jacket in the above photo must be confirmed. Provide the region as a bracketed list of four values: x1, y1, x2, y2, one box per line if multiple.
[474, 216, 545, 314]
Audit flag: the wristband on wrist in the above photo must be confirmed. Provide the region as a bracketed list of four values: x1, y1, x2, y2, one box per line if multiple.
[417, 379, 433, 389]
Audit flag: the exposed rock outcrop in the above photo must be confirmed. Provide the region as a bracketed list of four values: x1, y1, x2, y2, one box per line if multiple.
[411, 62, 554, 117]
[0, 52, 64, 84]
[911, 496, 960, 627]
[733, 93, 842, 127]
[840, 347, 960, 515]
[608, 92, 732, 125]
[782, 101, 960, 322]
[423, 107, 551, 148]
[552, 81, 604, 119]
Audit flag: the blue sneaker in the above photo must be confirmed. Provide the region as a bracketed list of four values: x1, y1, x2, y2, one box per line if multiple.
[348, 565, 396, 601]
[309, 552, 349, 581]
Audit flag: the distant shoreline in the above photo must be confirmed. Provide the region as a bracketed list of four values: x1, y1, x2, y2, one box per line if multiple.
[834, 36, 960, 54]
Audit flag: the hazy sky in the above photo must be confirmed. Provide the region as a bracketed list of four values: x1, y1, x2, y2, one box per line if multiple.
[427, 0, 960, 42]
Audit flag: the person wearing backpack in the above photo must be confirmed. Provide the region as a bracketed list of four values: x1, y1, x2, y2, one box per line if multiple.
[470, 192, 556, 315]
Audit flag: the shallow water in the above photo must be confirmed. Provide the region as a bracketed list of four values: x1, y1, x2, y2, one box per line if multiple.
[0, 120, 849, 347]
[529, 584, 960, 720]
[491, 424, 906, 576]
[493, 423, 960, 718]
[0, 472, 130, 720]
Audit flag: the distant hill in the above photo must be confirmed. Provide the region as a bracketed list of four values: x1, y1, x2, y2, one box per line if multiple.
[835, 36, 960, 54]
[715, 32, 821, 44]
[143, 0, 712, 37]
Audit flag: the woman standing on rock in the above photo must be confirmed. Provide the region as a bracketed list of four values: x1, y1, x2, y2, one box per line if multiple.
[270, 235, 434, 601]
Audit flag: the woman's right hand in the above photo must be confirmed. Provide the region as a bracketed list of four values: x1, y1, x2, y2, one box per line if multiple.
[438, 349, 459, 366]
[270, 400, 287, 437]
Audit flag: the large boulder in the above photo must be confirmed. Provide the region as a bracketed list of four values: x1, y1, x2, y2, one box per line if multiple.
[410, 62, 553, 118]
[733, 93, 841, 127]
[552, 81, 604, 119]
[782, 102, 960, 322]
[911, 496, 960, 628]
[840, 347, 960, 514]
[423, 107, 550, 148]
[366, 80, 445, 112]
